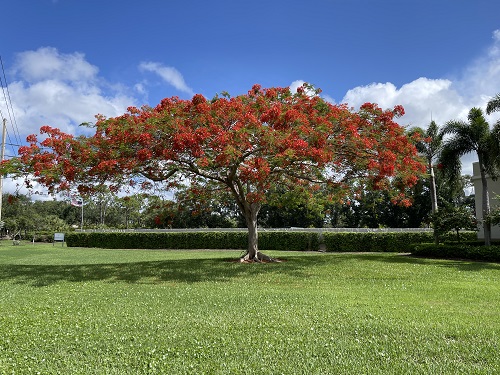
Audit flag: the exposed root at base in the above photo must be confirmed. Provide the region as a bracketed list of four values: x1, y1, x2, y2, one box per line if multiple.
[239, 251, 282, 263]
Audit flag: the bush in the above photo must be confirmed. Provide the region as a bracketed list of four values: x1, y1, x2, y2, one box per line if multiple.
[66, 231, 249, 250]
[324, 232, 429, 252]
[66, 231, 319, 251]
[258, 231, 319, 251]
[322, 231, 478, 253]
[65, 230, 478, 252]
[411, 243, 500, 262]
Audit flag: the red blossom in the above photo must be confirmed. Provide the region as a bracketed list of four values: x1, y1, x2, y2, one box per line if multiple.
[1, 84, 426, 228]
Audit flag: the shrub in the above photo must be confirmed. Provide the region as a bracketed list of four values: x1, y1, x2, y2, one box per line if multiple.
[258, 231, 319, 251]
[323, 232, 433, 252]
[66, 231, 319, 251]
[411, 243, 500, 262]
[66, 230, 477, 252]
[66, 231, 249, 250]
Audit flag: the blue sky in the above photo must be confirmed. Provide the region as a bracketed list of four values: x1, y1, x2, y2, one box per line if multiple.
[1, 0, 500, 195]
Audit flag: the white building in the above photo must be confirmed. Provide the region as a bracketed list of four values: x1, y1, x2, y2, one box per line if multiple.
[472, 162, 500, 240]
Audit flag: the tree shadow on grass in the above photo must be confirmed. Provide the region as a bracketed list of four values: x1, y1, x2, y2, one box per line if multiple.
[0, 255, 328, 287]
[3, 252, 494, 287]
[340, 252, 500, 272]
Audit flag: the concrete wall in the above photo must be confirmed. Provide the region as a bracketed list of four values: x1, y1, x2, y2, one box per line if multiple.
[472, 162, 500, 240]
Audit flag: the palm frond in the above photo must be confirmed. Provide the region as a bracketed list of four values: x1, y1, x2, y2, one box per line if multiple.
[486, 93, 500, 115]
[437, 145, 463, 183]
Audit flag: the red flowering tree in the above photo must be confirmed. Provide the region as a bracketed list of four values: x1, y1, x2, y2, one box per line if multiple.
[2, 84, 425, 261]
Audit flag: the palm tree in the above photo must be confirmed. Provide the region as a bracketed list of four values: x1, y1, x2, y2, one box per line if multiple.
[439, 107, 500, 245]
[486, 93, 500, 115]
[410, 121, 443, 214]
[409, 121, 443, 243]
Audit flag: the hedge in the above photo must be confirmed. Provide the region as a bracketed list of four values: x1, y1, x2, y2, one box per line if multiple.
[65, 231, 319, 251]
[65, 230, 477, 252]
[322, 231, 477, 253]
[66, 231, 247, 250]
[411, 243, 500, 262]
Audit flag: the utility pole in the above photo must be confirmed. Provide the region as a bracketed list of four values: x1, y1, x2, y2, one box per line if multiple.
[0, 118, 6, 223]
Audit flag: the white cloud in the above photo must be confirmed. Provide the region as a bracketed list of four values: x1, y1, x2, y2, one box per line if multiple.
[3, 47, 138, 139]
[289, 80, 306, 93]
[0, 48, 197, 197]
[342, 78, 467, 127]
[289, 80, 334, 102]
[139, 61, 194, 96]
[338, 29, 500, 176]
[1, 176, 57, 201]
[455, 30, 500, 108]
[134, 82, 147, 95]
[13, 47, 98, 83]
[0, 47, 140, 196]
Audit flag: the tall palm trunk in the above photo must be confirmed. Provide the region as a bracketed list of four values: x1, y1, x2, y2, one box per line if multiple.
[429, 165, 438, 214]
[478, 155, 492, 246]
[429, 163, 439, 244]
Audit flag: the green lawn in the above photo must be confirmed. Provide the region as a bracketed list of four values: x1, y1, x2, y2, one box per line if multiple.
[0, 242, 499, 374]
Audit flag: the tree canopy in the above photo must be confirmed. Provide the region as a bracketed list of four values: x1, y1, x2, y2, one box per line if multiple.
[2, 84, 425, 260]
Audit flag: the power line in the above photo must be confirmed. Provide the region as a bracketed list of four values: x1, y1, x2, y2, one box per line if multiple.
[0, 55, 23, 159]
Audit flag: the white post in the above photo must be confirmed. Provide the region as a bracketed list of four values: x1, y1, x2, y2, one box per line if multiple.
[0, 118, 7, 223]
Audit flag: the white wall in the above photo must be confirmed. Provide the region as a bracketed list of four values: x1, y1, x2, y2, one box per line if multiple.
[472, 162, 500, 240]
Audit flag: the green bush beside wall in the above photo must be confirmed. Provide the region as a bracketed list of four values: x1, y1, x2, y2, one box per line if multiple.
[411, 243, 500, 262]
[322, 232, 433, 252]
[66, 230, 477, 252]
[66, 231, 248, 250]
[324, 231, 477, 253]
[66, 231, 320, 251]
[258, 231, 320, 251]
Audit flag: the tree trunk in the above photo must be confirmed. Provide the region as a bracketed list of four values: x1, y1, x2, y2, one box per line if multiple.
[246, 203, 259, 260]
[479, 157, 492, 246]
[429, 164, 440, 244]
[429, 164, 438, 214]
[240, 202, 275, 262]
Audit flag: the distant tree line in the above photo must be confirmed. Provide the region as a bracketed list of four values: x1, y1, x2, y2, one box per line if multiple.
[1, 168, 474, 239]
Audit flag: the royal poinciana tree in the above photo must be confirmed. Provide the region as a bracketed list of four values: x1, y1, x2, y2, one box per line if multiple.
[3, 84, 425, 261]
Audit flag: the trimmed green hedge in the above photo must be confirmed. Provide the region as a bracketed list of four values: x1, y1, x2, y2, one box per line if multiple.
[66, 231, 247, 250]
[65, 231, 319, 251]
[411, 243, 500, 262]
[258, 231, 320, 251]
[322, 231, 477, 253]
[65, 230, 477, 252]
[323, 232, 428, 252]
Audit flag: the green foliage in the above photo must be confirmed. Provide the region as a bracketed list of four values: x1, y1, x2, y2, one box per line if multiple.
[323, 232, 428, 252]
[412, 243, 500, 262]
[487, 209, 500, 226]
[66, 231, 248, 250]
[486, 195, 500, 226]
[258, 231, 320, 251]
[66, 230, 477, 252]
[67, 231, 319, 251]
[431, 205, 477, 242]
[322, 231, 477, 252]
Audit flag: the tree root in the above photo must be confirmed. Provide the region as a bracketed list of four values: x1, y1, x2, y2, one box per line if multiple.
[239, 251, 281, 263]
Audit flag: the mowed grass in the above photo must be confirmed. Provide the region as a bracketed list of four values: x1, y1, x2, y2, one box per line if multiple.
[0, 243, 499, 374]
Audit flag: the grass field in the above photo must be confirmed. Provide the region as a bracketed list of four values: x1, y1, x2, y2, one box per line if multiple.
[0, 242, 499, 374]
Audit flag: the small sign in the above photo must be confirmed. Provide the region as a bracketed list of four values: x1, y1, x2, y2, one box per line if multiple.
[54, 233, 65, 246]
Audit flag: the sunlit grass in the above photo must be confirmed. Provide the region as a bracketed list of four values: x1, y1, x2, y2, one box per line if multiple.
[1, 242, 499, 374]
